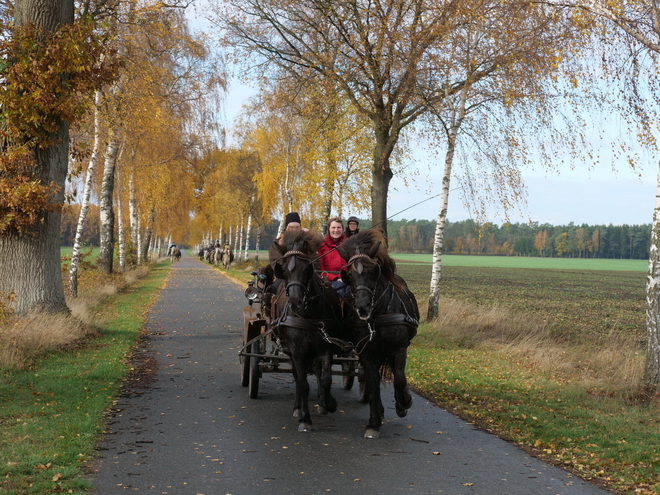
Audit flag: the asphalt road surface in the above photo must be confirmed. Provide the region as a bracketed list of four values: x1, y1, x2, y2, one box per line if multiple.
[87, 252, 613, 495]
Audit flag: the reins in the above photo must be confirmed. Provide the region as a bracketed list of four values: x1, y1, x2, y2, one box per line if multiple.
[273, 248, 351, 349]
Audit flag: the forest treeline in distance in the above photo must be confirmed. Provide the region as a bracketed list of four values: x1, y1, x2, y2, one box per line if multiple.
[60, 205, 652, 260]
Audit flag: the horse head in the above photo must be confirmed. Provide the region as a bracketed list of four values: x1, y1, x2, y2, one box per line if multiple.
[338, 229, 396, 320]
[273, 229, 323, 313]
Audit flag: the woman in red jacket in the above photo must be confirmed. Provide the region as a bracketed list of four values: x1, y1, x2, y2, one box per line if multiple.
[318, 217, 348, 292]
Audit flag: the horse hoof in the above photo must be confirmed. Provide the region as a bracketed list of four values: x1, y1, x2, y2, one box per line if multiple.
[364, 428, 380, 439]
[293, 408, 302, 418]
[316, 405, 327, 415]
[326, 399, 337, 414]
[298, 423, 312, 432]
[395, 405, 408, 418]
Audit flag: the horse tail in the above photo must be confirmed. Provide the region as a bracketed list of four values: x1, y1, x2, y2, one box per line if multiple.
[379, 357, 395, 381]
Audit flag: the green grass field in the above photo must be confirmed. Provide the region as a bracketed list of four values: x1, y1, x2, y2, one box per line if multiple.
[392, 253, 648, 272]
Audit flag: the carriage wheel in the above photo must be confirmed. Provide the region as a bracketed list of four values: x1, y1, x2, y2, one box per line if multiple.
[341, 361, 355, 390]
[248, 341, 261, 399]
[240, 349, 250, 387]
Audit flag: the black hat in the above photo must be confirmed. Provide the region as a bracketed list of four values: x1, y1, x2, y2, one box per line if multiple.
[347, 216, 359, 225]
[285, 212, 301, 227]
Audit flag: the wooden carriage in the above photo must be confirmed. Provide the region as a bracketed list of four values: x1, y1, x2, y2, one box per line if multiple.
[239, 270, 361, 399]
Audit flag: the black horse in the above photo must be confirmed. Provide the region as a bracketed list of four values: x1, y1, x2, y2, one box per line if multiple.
[270, 229, 349, 432]
[338, 229, 419, 439]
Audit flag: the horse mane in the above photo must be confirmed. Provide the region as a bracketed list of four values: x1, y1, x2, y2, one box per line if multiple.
[277, 229, 324, 258]
[338, 229, 404, 290]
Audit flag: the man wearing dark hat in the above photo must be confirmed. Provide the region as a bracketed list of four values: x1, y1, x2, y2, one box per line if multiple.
[263, 212, 305, 316]
[284, 211, 301, 229]
[346, 216, 360, 237]
[268, 211, 303, 267]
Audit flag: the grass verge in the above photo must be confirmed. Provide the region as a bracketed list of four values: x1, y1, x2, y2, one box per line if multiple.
[408, 303, 660, 495]
[0, 262, 169, 494]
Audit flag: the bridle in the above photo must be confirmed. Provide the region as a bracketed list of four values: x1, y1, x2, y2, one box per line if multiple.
[278, 249, 315, 307]
[345, 253, 389, 320]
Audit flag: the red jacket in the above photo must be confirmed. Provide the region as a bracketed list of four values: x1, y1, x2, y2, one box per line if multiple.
[318, 234, 347, 281]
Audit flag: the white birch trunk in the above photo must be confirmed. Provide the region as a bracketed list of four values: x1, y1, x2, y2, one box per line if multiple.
[229, 225, 233, 247]
[645, 162, 660, 386]
[98, 126, 119, 274]
[68, 90, 102, 297]
[234, 223, 241, 255]
[129, 170, 138, 246]
[244, 211, 252, 261]
[136, 215, 143, 265]
[117, 190, 126, 272]
[427, 89, 468, 321]
[254, 225, 261, 264]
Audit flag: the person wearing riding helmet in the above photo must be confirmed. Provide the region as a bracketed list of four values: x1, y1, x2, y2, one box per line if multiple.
[346, 216, 360, 237]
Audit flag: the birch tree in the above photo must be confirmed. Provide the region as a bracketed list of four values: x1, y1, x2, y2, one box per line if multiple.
[540, 0, 660, 385]
[69, 90, 103, 297]
[417, 1, 580, 320]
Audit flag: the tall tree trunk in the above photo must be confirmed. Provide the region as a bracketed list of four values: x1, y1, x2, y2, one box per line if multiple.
[427, 90, 467, 321]
[371, 125, 396, 240]
[136, 215, 143, 265]
[244, 210, 252, 262]
[427, 139, 457, 321]
[254, 225, 261, 265]
[646, 162, 660, 386]
[0, 0, 73, 315]
[129, 169, 138, 255]
[141, 207, 155, 263]
[69, 89, 102, 297]
[98, 126, 119, 274]
[117, 191, 126, 272]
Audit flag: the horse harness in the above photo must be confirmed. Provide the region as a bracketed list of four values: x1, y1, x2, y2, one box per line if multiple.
[345, 253, 419, 355]
[271, 249, 350, 349]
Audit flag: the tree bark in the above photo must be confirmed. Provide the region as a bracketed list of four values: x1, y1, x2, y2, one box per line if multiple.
[0, 0, 74, 315]
[244, 210, 252, 262]
[371, 125, 396, 240]
[98, 126, 119, 274]
[117, 191, 126, 272]
[427, 90, 467, 321]
[69, 90, 102, 297]
[140, 207, 155, 264]
[646, 162, 660, 386]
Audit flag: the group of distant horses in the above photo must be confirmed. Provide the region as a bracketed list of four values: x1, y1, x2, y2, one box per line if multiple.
[265, 228, 419, 438]
[198, 243, 233, 269]
[167, 245, 181, 263]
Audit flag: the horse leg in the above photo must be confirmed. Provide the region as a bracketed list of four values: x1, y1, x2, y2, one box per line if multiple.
[362, 358, 385, 439]
[316, 350, 337, 415]
[291, 364, 303, 419]
[291, 356, 313, 432]
[393, 349, 413, 418]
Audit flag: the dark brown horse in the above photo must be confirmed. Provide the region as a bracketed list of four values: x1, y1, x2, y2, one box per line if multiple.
[270, 229, 349, 432]
[338, 229, 419, 439]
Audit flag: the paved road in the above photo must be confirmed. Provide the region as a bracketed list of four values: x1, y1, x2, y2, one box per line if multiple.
[87, 252, 613, 495]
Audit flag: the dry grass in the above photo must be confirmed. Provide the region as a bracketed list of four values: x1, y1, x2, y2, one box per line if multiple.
[429, 298, 646, 394]
[0, 264, 152, 369]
